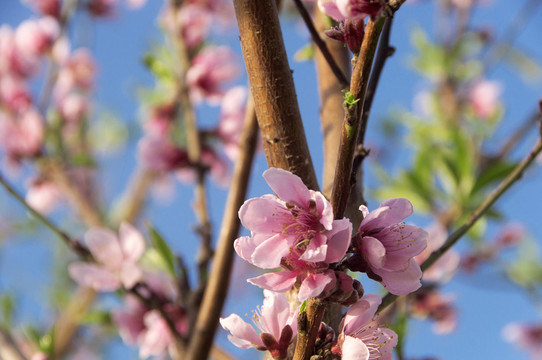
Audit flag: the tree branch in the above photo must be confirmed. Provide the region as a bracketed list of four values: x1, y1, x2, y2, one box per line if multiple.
[185, 95, 259, 360]
[233, 0, 319, 191]
[0, 328, 27, 360]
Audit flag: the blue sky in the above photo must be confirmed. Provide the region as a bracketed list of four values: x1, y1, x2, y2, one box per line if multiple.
[1, 0, 542, 359]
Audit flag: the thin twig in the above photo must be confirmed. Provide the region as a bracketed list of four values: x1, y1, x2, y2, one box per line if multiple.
[111, 168, 156, 226]
[483, 0, 542, 75]
[378, 131, 542, 312]
[186, 95, 259, 360]
[0, 172, 90, 259]
[292, 0, 349, 88]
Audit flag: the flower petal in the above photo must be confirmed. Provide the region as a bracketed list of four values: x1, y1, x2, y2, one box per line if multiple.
[261, 290, 291, 340]
[342, 335, 370, 360]
[248, 271, 297, 292]
[343, 294, 381, 334]
[85, 227, 123, 269]
[252, 234, 292, 269]
[118, 222, 145, 263]
[375, 258, 422, 295]
[120, 262, 143, 289]
[324, 218, 353, 263]
[361, 236, 386, 269]
[263, 168, 311, 208]
[298, 271, 335, 301]
[68, 262, 120, 291]
[238, 197, 288, 233]
[299, 233, 327, 263]
[220, 314, 263, 348]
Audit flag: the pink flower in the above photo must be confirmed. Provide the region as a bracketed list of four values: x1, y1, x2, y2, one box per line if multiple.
[25, 177, 63, 214]
[0, 108, 44, 161]
[347, 198, 427, 295]
[503, 322, 542, 359]
[86, 0, 116, 17]
[0, 25, 39, 77]
[411, 289, 457, 334]
[137, 136, 189, 172]
[14, 17, 60, 57]
[414, 222, 459, 284]
[113, 294, 147, 345]
[335, 294, 397, 360]
[234, 168, 352, 300]
[68, 223, 145, 291]
[186, 46, 239, 105]
[54, 49, 96, 100]
[59, 92, 90, 123]
[318, 0, 385, 21]
[215, 86, 247, 161]
[0, 74, 32, 111]
[220, 290, 298, 357]
[175, 146, 230, 186]
[143, 103, 176, 138]
[468, 80, 502, 119]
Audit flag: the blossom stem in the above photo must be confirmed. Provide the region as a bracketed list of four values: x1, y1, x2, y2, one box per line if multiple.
[378, 130, 542, 313]
[185, 95, 259, 360]
[292, 0, 349, 88]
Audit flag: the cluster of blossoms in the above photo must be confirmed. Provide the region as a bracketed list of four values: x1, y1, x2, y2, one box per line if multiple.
[67, 222, 188, 358]
[137, 0, 247, 187]
[221, 168, 429, 358]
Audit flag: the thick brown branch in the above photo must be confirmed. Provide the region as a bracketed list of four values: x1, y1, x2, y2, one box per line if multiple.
[233, 0, 319, 190]
[185, 95, 259, 360]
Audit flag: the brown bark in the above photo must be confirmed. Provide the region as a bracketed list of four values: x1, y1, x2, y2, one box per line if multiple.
[233, 0, 319, 191]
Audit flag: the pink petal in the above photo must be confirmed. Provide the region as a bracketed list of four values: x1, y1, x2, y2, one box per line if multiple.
[324, 218, 353, 263]
[261, 290, 291, 339]
[234, 236, 257, 263]
[238, 197, 289, 233]
[68, 262, 120, 291]
[298, 271, 335, 301]
[263, 168, 311, 208]
[342, 335, 370, 360]
[299, 233, 327, 263]
[118, 222, 145, 262]
[359, 198, 413, 233]
[378, 224, 428, 260]
[361, 236, 386, 269]
[375, 258, 422, 295]
[252, 234, 292, 269]
[85, 227, 123, 269]
[312, 190, 334, 230]
[120, 262, 143, 289]
[219, 314, 263, 348]
[318, 0, 346, 21]
[343, 294, 381, 334]
[248, 271, 297, 292]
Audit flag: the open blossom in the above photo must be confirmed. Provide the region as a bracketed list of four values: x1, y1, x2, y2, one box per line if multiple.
[0, 108, 44, 161]
[186, 46, 239, 105]
[68, 223, 145, 291]
[25, 177, 63, 214]
[137, 136, 189, 172]
[334, 294, 397, 360]
[318, 0, 385, 21]
[14, 17, 60, 57]
[220, 290, 297, 358]
[503, 322, 542, 359]
[234, 168, 352, 301]
[347, 198, 427, 295]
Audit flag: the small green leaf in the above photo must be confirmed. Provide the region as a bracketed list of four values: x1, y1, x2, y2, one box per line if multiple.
[143, 54, 174, 81]
[147, 224, 176, 277]
[471, 161, 518, 195]
[294, 43, 314, 62]
[342, 90, 360, 108]
[300, 300, 308, 313]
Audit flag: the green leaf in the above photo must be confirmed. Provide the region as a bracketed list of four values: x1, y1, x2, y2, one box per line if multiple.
[342, 90, 360, 108]
[471, 161, 518, 195]
[143, 53, 174, 81]
[81, 311, 112, 326]
[294, 43, 314, 62]
[147, 224, 176, 277]
[0, 294, 14, 327]
[300, 300, 308, 313]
